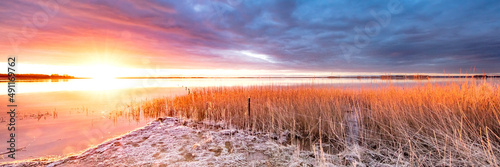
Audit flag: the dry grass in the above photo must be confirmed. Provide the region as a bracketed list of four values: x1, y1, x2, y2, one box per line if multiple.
[134, 80, 500, 166]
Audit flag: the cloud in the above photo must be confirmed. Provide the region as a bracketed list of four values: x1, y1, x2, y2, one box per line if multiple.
[1, 0, 499, 74]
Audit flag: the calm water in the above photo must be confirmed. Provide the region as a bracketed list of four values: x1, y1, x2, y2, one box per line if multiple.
[0, 78, 498, 162]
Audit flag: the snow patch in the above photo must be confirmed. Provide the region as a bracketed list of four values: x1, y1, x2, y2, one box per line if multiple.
[3, 117, 345, 166]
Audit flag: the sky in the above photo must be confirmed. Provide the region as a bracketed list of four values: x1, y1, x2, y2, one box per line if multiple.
[1, 0, 499, 77]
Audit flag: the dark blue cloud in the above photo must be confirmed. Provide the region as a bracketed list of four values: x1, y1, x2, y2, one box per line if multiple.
[157, 0, 500, 73]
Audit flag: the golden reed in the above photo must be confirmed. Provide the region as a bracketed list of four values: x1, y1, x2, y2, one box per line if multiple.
[137, 79, 499, 165]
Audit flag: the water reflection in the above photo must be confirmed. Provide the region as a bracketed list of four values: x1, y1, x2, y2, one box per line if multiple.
[0, 86, 186, 163]
[4, 77, 496, 94]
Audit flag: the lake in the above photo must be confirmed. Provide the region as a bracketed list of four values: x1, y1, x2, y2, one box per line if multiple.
[0, 78, 498, 162]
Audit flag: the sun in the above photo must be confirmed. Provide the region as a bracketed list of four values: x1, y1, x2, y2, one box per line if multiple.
[90, 64, 122, 79]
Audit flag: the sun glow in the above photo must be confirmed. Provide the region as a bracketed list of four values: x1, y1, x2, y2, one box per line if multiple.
[4, 62, 405, 78]
[90, 64, 123, 79]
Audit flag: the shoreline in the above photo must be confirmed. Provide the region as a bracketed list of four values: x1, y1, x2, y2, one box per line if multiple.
[1, 117, 352, 166]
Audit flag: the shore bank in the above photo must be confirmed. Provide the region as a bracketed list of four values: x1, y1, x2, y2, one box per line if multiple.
[2, 117, 357, 167]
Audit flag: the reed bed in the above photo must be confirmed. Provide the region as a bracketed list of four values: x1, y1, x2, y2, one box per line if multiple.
[135, 80, 499, 165]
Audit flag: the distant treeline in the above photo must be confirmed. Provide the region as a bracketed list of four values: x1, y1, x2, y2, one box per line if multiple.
[328, 74, 500, 80]
[378, 75, 499, 79]
[2, 74, 496, 80]
[121, 75, 500, 80]
[0, 74, 75, 80]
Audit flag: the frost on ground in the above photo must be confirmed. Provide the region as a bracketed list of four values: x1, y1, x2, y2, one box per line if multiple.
[2, 117, 345, 167]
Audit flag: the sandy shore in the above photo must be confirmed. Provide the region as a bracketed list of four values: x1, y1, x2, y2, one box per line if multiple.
[1, 117, 355, 167]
